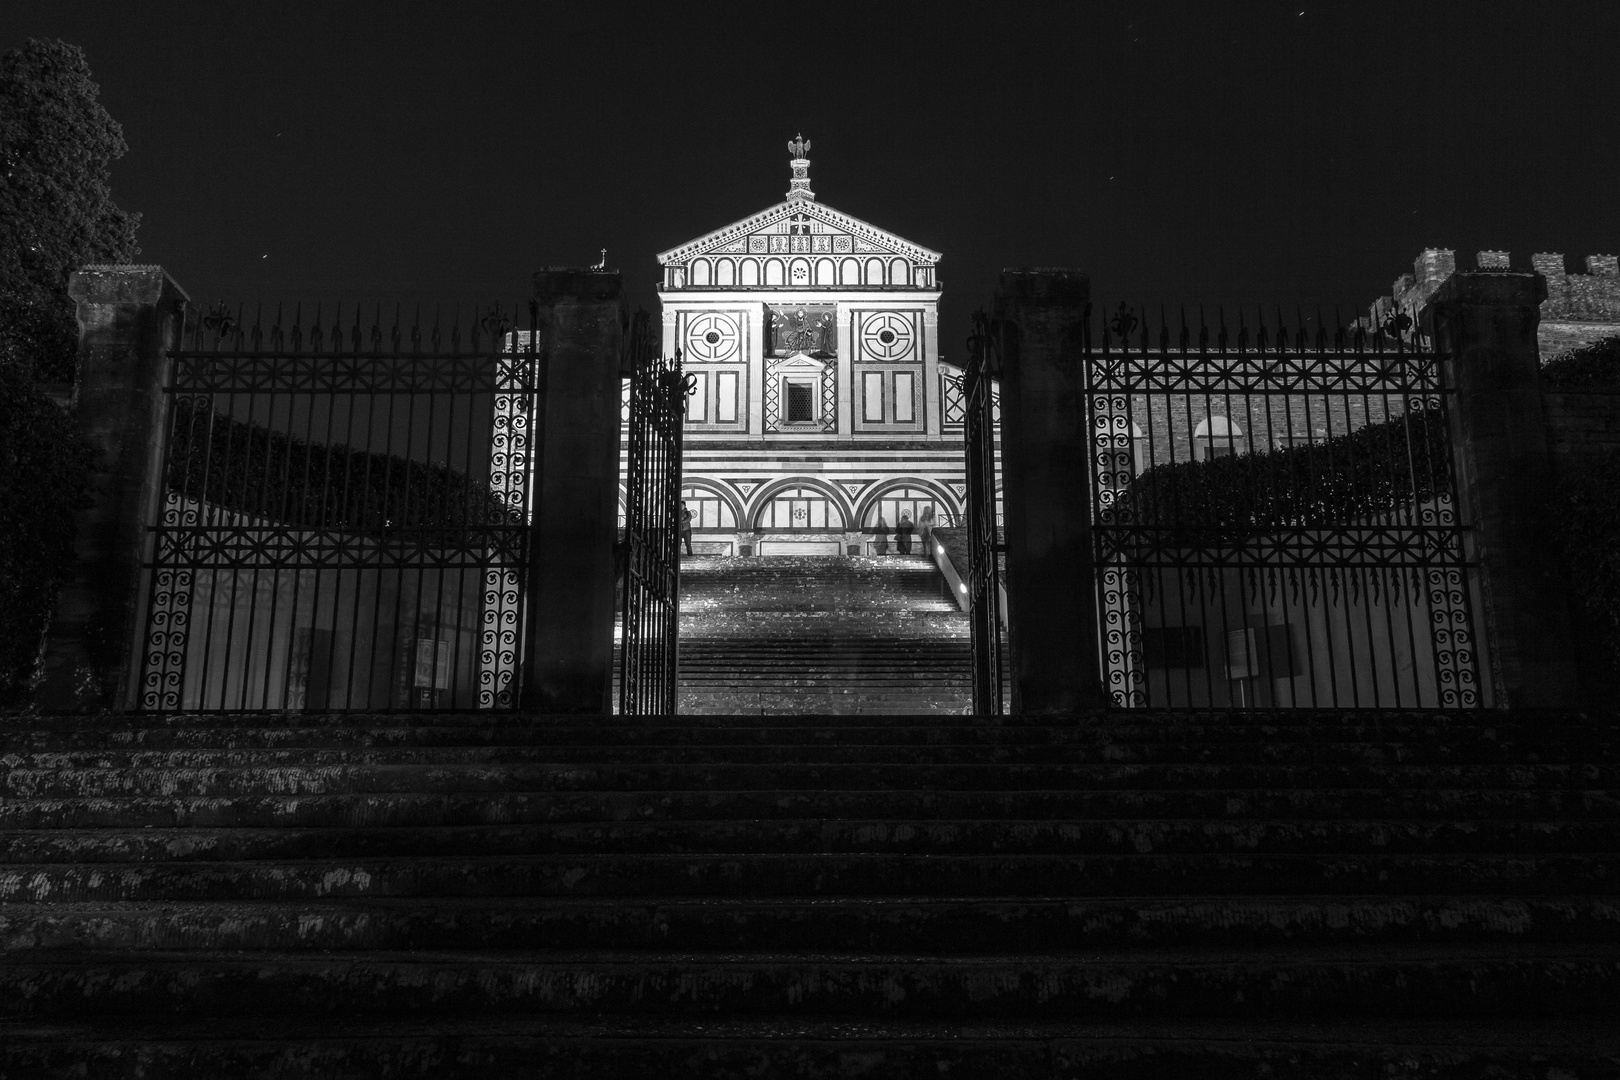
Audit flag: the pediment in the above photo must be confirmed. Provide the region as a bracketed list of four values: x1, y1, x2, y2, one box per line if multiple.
[658, 200, 940, 267]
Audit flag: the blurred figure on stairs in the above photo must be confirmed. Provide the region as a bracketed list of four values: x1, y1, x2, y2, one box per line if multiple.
[680, 503, 694, 556]
[896, 513, 914, 555]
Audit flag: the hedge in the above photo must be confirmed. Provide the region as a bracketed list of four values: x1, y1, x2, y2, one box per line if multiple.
[1110, 406, 1452, 541]
[165, 399, 518, 536]
[1541, 335, 1620, 390]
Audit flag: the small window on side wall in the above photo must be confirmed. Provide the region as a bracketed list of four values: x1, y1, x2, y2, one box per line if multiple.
[785, 379, 815, 424]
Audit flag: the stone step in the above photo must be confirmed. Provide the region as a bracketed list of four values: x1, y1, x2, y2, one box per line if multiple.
[7, 761, 1613, 800]
[7, 787, 1612, 831]
[4, 1016, 1613, 1080]
[4, 853, 1612, 903]
[10, 895, 1617, 953]
[8, 718, 1614, 751]
[6, 945, 1617, 1021]
[5, 818, 1613, 863]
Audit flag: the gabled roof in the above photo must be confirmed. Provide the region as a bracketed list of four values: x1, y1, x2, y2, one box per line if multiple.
[656, 199, 941, 266]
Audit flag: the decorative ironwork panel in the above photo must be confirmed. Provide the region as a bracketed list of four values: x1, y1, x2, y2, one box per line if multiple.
[139, 301, 544, 712]
[1084, 303, 1482, 709]
[618, 311, 686, 715]
[962, 311, 1008, 716]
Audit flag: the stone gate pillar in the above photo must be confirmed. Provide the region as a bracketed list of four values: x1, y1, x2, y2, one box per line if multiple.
[1432, 271, 1581, 708]
[993, 269, 1110, 714]
[521, 269, 625, 713]
[38, 265, 190, 711]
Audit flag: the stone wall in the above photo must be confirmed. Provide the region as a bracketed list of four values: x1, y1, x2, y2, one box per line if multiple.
[1545, 392, 1620, 464]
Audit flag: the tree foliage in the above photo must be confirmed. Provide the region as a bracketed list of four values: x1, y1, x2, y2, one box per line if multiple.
[0, 338, 94, 706]
[0, 37, 140, 383]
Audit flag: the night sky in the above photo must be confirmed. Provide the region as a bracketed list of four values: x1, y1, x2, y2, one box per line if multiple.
[8, 0, 1619, 356]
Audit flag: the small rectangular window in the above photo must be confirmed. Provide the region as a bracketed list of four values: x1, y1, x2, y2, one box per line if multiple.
[894, 371, 915, 422]
[785, 380, 814, 423]
[686, 372, 707, 422]
[863, 372, 884, 422]
[716, 370, 738, 423]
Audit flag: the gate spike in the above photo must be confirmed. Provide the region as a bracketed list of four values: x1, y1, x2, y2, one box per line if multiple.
[1179, 304, 1190, 353]
[1217, 307, 1228, 354]
[1159, 305, 1170, 353]
[1198, 305, 1209, 355]
[1138, 303, 1149, 354]
[431, 304, 442, 353]
[1314, 306, 1326, 353]
[1280, 306, 1290, 353]
[290, 302, 302, 354]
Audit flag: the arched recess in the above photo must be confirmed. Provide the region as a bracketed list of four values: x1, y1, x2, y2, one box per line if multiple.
[814, 258, 835, 285]
[679, 480, 743, 530]
[856, 476, 963, 532]
[715, 259, 735, 286]
[889, 258, 910, 285]
[749, 476, 852, 531]
[765, 259, 785, 286]
[1193, 415, 1245, 460]
[740, 259, 760, 286]
[839, 257, 860, 285]
[690, 259, 712, 286]
[864, 257, 886, 285]
[789, 258, 811, 286]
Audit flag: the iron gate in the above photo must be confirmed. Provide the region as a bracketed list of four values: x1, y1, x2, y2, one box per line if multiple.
[140, 301, 545, 712]
[617, 311, 686, 714]
[1085, 302, 1483, 709]
[962, 311, 1008, 715]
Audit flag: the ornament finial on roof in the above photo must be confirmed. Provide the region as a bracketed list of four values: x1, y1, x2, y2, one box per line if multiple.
[786, 133, 814, 202]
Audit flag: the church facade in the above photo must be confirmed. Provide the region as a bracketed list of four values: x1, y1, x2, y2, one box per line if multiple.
[634, 138, 968, 555]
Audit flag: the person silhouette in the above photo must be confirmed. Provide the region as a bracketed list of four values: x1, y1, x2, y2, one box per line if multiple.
[873, 514, 889, 556]
[679, 503, 694, 556]
[896, 512, 913, 555]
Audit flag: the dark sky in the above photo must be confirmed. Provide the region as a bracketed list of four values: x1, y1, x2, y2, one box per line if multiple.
[8, 0, 1619, 356]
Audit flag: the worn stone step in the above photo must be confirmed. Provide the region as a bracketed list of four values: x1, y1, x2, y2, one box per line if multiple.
[8, 896, 1618, 954]
[6, 818, 1611, 864]
[7, 945, 1617, 1021]
[3, 1015, 1613, 1080]
[14, 739, 1601, 771]
[8, 719, 1614, 753]
[7, 761, 1613, 799]
[5, 852, 1612, 903]
[7, 786, 1613, 831]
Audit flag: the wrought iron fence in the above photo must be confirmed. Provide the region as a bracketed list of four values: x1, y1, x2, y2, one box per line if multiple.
[963, 311, 1008, 715]
[1085, 302, 1483, 709]
[617, 311, 686, 714]
[140, 301, 544, 712]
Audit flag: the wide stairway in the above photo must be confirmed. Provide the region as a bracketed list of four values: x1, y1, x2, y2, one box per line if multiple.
[678, 554, 970, 714]
[2, 709, 1617, 1077]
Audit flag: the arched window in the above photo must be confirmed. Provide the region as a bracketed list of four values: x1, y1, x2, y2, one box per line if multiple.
[1193, 415, 1244, 460]
[864, 486, 955, 532]
[740, 259, 760, 286]
[680, 485, 737, 530]
[815, 258, 835, 285]
[756, 485, 846, 530]
[889, 258, 909, 285]
[715, 259, 735, 286]
[765, 259, 785, 286]
[839, 257, 859, 285]
[691, 259, 712, 286]
[864, 257, 885, 284]
[790, 258, 810, 285]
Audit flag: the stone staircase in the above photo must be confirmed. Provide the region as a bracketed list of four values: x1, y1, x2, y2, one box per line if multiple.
[677, 554, 970, 714]
[2, 708, 1617, 1076]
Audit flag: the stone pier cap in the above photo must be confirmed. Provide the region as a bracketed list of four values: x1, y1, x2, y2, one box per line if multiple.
[995, 268, 1091, 309]
[534, 268, 623, 304]
[68, 264, 190, 308]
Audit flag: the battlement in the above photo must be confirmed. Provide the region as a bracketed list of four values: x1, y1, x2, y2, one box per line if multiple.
[1369, 247, 1620, 329]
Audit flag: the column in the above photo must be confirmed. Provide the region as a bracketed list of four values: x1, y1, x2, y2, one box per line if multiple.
[1433, 271, 1582, 708]
[39, 265, 190, 711]
[521, 269, 625, 713]
[993, 269, 1109, 714]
